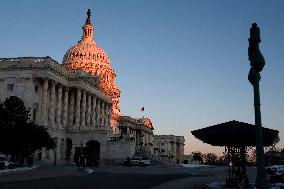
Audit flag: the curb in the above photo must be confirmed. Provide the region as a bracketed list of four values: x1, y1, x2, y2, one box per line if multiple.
[0, 165, 39, 176]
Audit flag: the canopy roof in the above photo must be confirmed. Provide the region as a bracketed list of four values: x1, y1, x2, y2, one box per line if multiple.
[191, 120, 279, 147]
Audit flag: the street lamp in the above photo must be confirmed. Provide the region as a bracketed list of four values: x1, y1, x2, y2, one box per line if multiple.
[248, 23, 269, 189]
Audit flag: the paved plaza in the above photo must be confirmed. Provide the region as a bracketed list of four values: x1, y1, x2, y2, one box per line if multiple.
[0, 163, 258, 189]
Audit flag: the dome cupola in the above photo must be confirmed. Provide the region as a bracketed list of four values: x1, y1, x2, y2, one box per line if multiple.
[82, 9, 94, 39]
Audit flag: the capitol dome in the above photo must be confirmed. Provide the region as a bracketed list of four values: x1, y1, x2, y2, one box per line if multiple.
[63, 9, 111, 75]
[63, 9, 121, 133]
[63, 40, 111, 68]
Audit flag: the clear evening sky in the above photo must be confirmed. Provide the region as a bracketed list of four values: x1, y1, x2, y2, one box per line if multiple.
[0, 0, 283, 156]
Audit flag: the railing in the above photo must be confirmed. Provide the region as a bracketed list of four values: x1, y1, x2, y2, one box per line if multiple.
[108, 135, 135, 142]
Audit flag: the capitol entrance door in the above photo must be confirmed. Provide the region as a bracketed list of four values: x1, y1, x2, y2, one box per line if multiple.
[86, 140, 100, 166]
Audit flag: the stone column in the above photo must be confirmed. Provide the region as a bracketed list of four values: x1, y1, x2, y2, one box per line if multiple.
[145, 133, 148, 144]
[99, 100, 104, 127]
[70, 146, 75, 163]
[56, 138, 61, 160]
[105, 102, 109, 128]
[59, 138, 65, 160]
[106, 102, 110, 128]
[49, 81, 56, 127]
[62, 87, 69, 128]
[143, 132, 146, 145]
[96, 98, 101, 127]
[127, 127, 130, 135]
[75, 88, 81, 128]
[100, 101, 105, 127]
[90, 96, 96, 127]
[86, 93, 91, 128]
[105, 103, 108, 128]
[181, 142, 184, 155]
[173, 140, 177, 157]
[108, 103, 112, 128]
[0, 79, 4, 101]
[41, 147, 46, 159]
[80, 90, 86, 130]
[109, 104, 112, 129]
[42, 78, 48, 126]
[69, 91, 75, 129]
[56, 84, 62, 128]
[104, 102, 108, 128]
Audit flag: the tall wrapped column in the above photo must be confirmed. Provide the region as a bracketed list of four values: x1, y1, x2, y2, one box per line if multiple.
[80, 90, 86, 130]
[56, 84, 62, 128]
[75, 88, 81, 129]
[96, 98, 100, 127]
[42, 78, 49, 126]
[86, 93, 91, 128]
[69, 91, 75, 130]
[90, 96, 96, 127]
[49, 81, 56, 127]
[62, 87, 69, 128]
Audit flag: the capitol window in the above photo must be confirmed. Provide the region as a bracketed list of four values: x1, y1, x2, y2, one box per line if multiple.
[35, 86, 39, 93]
[7, 84, 14, 91]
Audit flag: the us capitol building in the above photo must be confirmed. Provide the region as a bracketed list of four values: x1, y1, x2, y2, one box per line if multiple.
[0, 10, 184, 164]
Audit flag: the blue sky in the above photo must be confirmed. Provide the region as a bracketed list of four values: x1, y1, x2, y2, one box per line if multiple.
[0, 0, 284, 155]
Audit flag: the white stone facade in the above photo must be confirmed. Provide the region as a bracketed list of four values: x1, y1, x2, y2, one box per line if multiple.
[114, 116, 154, 159]
[118, 116, 154, 146]
[153, 135, 185, 163]
[0, 57, 112, 163]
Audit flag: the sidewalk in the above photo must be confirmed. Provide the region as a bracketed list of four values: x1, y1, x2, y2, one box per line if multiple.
[150, 166, 258, 189]
[0, 163, 85, 183]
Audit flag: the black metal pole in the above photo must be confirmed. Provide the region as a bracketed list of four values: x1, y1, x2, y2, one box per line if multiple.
[253, 78, 269, 188]
[248, 23, 269, 189]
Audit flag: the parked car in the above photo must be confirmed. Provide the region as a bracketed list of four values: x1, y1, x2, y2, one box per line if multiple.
[124, 157, 150, 167]
[266, 165, 284, 177]
[123, 157, 132, 166]
[0, 154, 14, 170]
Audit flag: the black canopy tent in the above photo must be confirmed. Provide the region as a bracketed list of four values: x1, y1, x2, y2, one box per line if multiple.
[191, 120, 279, 147]
[191, 120, 279, 187]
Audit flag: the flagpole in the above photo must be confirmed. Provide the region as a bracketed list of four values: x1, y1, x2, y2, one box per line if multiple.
[141, 106, 145, 118]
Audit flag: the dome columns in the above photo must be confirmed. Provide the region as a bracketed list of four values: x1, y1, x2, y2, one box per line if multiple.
[82, 24, 94, 40]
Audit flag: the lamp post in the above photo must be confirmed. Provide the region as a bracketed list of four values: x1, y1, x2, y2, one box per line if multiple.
[248, 23, 269, 189]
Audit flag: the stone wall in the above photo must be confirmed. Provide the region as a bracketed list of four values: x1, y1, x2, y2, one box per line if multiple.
[107, 140, 136, 162]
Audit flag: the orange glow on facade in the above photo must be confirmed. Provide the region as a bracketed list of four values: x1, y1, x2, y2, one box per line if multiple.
[63, 9, 121, 132]
[139, 118, 154, 130]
